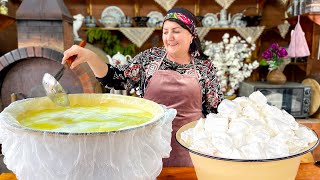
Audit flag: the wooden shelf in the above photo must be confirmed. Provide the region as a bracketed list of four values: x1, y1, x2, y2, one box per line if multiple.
[0, 14, 15, 30]
[306, 13, 320, 26]
[286, 13, 320, 26]
[290, 62, 307, 65]
[288, 62, 307, 72]
[82, 27, 241, 31]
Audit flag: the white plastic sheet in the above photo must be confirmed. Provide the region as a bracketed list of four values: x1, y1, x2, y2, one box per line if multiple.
[0, 94, 177, 180]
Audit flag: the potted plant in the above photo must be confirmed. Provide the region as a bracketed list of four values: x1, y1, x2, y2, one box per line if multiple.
[260, 43, 290, 84]
[86, 28, 136, 57]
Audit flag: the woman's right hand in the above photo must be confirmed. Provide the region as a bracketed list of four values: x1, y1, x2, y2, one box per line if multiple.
[62, 44, 96, 69]
[62, 44, 109, 78]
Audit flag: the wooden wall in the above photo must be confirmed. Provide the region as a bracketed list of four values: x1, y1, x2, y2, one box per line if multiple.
[65, 0, 289, 56]
[0, 1, 19, 56]
[1, 0, 319, 81]
[1, 0, 320, 163]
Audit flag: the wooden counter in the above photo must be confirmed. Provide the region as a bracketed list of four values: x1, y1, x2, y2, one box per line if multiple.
[298, 118, 320, 161]
[157, 163, 320, 180]
[0, 163, 318, 180]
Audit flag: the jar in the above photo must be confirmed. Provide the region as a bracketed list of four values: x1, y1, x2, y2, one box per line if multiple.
[300, 0, 306, 14]
[0, 0, 8, 15]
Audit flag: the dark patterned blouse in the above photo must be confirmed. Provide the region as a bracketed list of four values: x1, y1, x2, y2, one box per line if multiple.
[97, 47, 224, 115]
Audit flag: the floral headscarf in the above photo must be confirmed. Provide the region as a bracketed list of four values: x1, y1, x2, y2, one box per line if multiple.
[163, 7, 205, 58]
[163, 11, 198, 37]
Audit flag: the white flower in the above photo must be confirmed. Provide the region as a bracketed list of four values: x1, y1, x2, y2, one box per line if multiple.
[202, 33, 259, 95]
[223, 33, 230, 39]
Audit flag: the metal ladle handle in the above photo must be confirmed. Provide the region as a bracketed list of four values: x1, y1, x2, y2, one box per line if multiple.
[54, 40, 87, 81]
[65, 40, 87, 66]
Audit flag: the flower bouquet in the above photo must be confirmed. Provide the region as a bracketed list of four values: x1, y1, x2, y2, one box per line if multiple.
[261, 43, 289, 71]
[260, 43, 290, 84]
[202, 33, 259, 96]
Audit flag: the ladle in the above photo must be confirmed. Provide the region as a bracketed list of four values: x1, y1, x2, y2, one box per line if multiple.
[42, 40, 86, 107]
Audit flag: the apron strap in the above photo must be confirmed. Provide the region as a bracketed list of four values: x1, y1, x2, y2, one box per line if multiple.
[145, 53, 200, 80]
[191, 58, 200, 79]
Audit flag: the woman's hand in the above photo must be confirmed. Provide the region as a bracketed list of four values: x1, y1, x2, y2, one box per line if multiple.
[62, 44, 109, 78]
[62, 44, 94, 69]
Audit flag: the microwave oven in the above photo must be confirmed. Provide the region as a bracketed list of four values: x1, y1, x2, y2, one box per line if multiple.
[239, 81, 311, 118]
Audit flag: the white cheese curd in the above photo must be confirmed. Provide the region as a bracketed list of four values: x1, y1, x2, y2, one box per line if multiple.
[181, 91, 318, 159]
[205, 114, 229, 133]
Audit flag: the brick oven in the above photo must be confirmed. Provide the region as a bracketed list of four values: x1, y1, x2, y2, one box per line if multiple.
[0, 0, 101, 111]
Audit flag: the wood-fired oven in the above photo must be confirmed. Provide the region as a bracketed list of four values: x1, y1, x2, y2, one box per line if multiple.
[0, 0, 102, 111]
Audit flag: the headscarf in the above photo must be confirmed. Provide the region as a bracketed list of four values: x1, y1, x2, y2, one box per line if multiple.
[164, 8, 198, 37]
[163, 7, 208, 59]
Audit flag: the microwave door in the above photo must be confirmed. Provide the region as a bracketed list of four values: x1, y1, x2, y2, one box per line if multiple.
[262, 89, 292, 114]
[291, 89, 303, 116]
[265, 93, 283, 110]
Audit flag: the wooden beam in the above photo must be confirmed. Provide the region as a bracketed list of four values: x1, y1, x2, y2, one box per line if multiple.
[0, 14, 15, 30]
[134, 0, 140, 17]
[194, 0, 200, 16]
[307, 13, 320, 26]
[84, 0, 93, 16]
[257, 0, 266, 15]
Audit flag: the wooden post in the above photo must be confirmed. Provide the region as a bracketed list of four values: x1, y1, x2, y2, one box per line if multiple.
[134, 0, 140, 17]
[194, 0, 200, 16]
[89, 0, 92, 16]
[10, 93, 17, 103]
[256, 0, 266, 15]
[85, 0, 92, 16]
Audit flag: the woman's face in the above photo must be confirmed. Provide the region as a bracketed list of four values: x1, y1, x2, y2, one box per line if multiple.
[162, 20, 193, 56]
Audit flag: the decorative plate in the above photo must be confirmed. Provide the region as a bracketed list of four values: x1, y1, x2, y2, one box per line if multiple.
[230, 13, 246, 27]
[101, 6, 125, 25]
[147, 11, 164, 27]
[202, 13, 218, 27]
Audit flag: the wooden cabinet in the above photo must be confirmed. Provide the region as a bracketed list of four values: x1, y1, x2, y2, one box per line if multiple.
[72, 0, 268, 59]
[0, 1, 19, 56]
[286, 13, 320, 82]
[66, 0, 320, 82]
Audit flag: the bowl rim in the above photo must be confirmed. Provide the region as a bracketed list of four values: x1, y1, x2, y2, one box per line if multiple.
[176, 120, 319, 162]
[1, 94, 166, 136]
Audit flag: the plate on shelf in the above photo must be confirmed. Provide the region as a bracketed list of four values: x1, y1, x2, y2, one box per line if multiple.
[101, 6, 125, 25]
[147, 11, 164, 27]
[202, 13, 218, 27]
[230, 13, 246, 27]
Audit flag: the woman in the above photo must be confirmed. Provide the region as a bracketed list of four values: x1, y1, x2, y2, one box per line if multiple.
[62, 7, 223, 167]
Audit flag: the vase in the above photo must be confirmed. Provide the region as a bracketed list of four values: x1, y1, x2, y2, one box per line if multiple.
[266, 68, 287, 85]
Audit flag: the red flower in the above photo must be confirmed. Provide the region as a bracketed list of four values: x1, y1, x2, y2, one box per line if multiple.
[177, 13, 192, 25]
[124, 64, 141, 80]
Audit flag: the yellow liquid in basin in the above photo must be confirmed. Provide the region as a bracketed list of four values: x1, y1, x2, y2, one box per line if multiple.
[17, 106, 154, 133]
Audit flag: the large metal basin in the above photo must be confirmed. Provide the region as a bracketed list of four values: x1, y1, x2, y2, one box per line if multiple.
[0, 94, 177, 180]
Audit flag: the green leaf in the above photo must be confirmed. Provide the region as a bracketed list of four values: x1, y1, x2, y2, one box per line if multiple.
[259, 59, 269, 66]
[86, 29, 136, 57]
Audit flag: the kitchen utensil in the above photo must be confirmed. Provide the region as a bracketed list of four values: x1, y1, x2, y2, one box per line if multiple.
[0, 94, 176, 180]
[42, 73, 70, 107]
[42, 40, 86, 107]
[53, 40, 87, 82]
